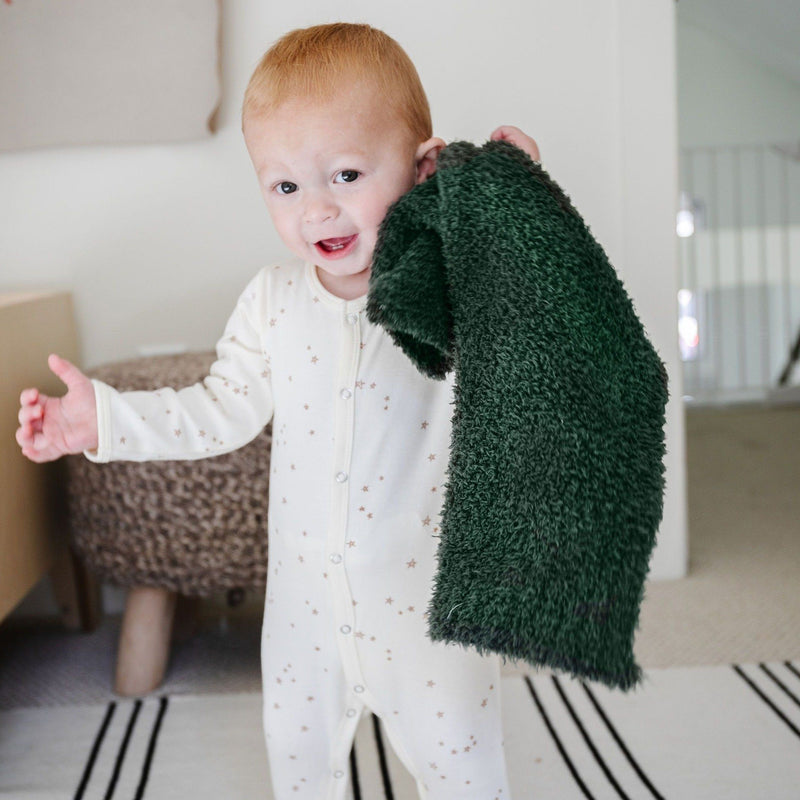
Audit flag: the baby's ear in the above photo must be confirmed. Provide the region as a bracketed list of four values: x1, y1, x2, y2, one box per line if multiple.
[415, 137, 446, 184]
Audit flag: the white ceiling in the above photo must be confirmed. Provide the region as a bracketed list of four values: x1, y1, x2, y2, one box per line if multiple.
[678, 0, 800, 87]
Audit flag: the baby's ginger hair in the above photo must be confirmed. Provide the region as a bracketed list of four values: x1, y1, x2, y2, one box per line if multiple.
[242, 23, 433, 143]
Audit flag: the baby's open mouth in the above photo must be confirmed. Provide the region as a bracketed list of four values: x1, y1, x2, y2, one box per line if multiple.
[317, 236, 356, 251]
[314, 235, 358, 258]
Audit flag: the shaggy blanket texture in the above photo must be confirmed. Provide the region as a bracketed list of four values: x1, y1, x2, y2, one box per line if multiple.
[367, 140, 668, 691]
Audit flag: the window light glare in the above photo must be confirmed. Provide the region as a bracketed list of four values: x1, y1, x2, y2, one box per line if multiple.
[676, 208, 695, 238]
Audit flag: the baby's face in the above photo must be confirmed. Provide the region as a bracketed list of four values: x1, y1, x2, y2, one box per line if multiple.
[244, 91, 421, 297]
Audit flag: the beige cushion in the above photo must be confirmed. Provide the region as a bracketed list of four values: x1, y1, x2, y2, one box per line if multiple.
[0, 0, 221, 152]
[67, 353, 271, 597]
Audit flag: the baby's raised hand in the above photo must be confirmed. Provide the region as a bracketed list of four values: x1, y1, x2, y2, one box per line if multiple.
[490, 125, 540, 163]
[16, 354, 98, 462]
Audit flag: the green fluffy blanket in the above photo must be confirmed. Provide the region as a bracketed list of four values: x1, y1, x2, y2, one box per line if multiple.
[366, 140, 668, 691]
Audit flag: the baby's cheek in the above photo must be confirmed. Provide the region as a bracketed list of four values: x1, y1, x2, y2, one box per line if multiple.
[360, 231, 379, 261]
[271, 217, 302, 251]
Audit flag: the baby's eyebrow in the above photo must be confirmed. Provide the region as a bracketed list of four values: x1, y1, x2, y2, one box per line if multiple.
[256, 149, 370, 182]
[257, 164, 282, 181]
[328, 149, 368, 159]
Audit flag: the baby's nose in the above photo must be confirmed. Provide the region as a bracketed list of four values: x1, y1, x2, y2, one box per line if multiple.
[303, 191, 338, 224]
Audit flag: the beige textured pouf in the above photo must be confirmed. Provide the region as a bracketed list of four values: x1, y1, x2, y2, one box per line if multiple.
[66, 352, 271, 695]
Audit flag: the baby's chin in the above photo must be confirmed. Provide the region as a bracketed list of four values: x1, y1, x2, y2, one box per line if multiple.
[317, 262, 372, 281]
[315, 260, 371, 278]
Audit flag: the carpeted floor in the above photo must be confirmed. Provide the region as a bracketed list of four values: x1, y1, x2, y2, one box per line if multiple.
[0, 613, 263, 711]
[634, 404, 800, 670]
[1, 403, 799, 798]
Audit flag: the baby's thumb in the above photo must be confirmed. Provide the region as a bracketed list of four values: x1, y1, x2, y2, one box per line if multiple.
[48, 354, 86, 392]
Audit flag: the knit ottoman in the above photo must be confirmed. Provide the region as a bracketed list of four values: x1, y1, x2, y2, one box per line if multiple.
[66, 352, 271, 696]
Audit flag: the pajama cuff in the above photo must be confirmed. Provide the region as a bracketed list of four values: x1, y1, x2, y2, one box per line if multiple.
[84, 379, 112, 463]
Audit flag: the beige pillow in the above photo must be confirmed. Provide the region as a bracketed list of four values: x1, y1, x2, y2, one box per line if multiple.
[0, 0, 221, 151]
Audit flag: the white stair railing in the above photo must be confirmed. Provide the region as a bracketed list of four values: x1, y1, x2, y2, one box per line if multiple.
[678, 142, 800, 404]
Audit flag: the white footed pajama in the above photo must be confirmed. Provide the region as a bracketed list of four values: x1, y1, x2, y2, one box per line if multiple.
[87, 261, 512, 799]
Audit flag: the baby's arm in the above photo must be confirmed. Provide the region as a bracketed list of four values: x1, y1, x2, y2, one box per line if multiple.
[86, 272, 274, 463]
[490, 125, 541, 163]
[17, 270, 274, 465]
[17, 354, 98, 463]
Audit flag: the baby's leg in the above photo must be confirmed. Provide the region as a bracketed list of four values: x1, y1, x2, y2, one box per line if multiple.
[346, 515, 513, 799]
[371, 646, 512, 800]
[261, 579, 365, 799]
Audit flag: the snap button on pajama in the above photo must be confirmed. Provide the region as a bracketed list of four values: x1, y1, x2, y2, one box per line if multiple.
[86, 261, 512, 800]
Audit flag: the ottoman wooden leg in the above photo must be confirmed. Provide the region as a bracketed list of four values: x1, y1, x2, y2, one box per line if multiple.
[115, 586, 177, 697]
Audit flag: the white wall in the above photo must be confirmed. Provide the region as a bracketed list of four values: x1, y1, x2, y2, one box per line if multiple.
[677, 16, 800, 148]
[5, 0, 685, 622]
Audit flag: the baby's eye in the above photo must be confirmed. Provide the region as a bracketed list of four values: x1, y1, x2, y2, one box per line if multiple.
[334, 170, 360, 184]
[275, 181, 298, 195]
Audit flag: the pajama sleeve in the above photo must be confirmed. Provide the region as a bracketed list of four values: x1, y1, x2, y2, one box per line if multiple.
[366, 179, 454, 380]
[85, 269, 274, 463]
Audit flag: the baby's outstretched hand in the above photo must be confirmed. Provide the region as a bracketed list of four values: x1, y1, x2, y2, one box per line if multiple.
[16, 354, 98, 462]
[490, 126, 540, 163]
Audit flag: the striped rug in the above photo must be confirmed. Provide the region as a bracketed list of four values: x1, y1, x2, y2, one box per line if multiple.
[1, 660, 799, 799]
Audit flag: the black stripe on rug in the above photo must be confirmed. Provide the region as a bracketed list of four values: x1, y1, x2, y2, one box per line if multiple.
[732, 664, 800, 739]
[372, 713, 395, 800]
[104, 698, 143, 800]
[580, 681, 667, 799]
[552, 675, 632, 799]
[349, 741, 362, 800]
[73, 701, 117, 800]
[760, 663, 800, 711]
[133, 696, 169, 799]
[523, 675, 595, 799]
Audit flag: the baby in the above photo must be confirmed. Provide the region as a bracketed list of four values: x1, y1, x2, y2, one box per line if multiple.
[17, 23, 539, 800]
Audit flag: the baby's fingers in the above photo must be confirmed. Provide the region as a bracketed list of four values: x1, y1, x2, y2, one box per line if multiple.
[19, 387, 40, 406]
[16, 422, 36, 449]
[21, 443, 54, 463]
[490, 125, 540, 162]
[17, 427, 58, 462]
[491, 125, 518, 141]
[18, 402, 43, 427]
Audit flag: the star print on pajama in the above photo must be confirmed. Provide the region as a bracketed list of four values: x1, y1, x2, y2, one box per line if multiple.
[85, 260, 512, 800]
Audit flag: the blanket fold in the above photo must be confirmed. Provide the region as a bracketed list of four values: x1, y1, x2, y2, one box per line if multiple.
[367, 140, 668, 691]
